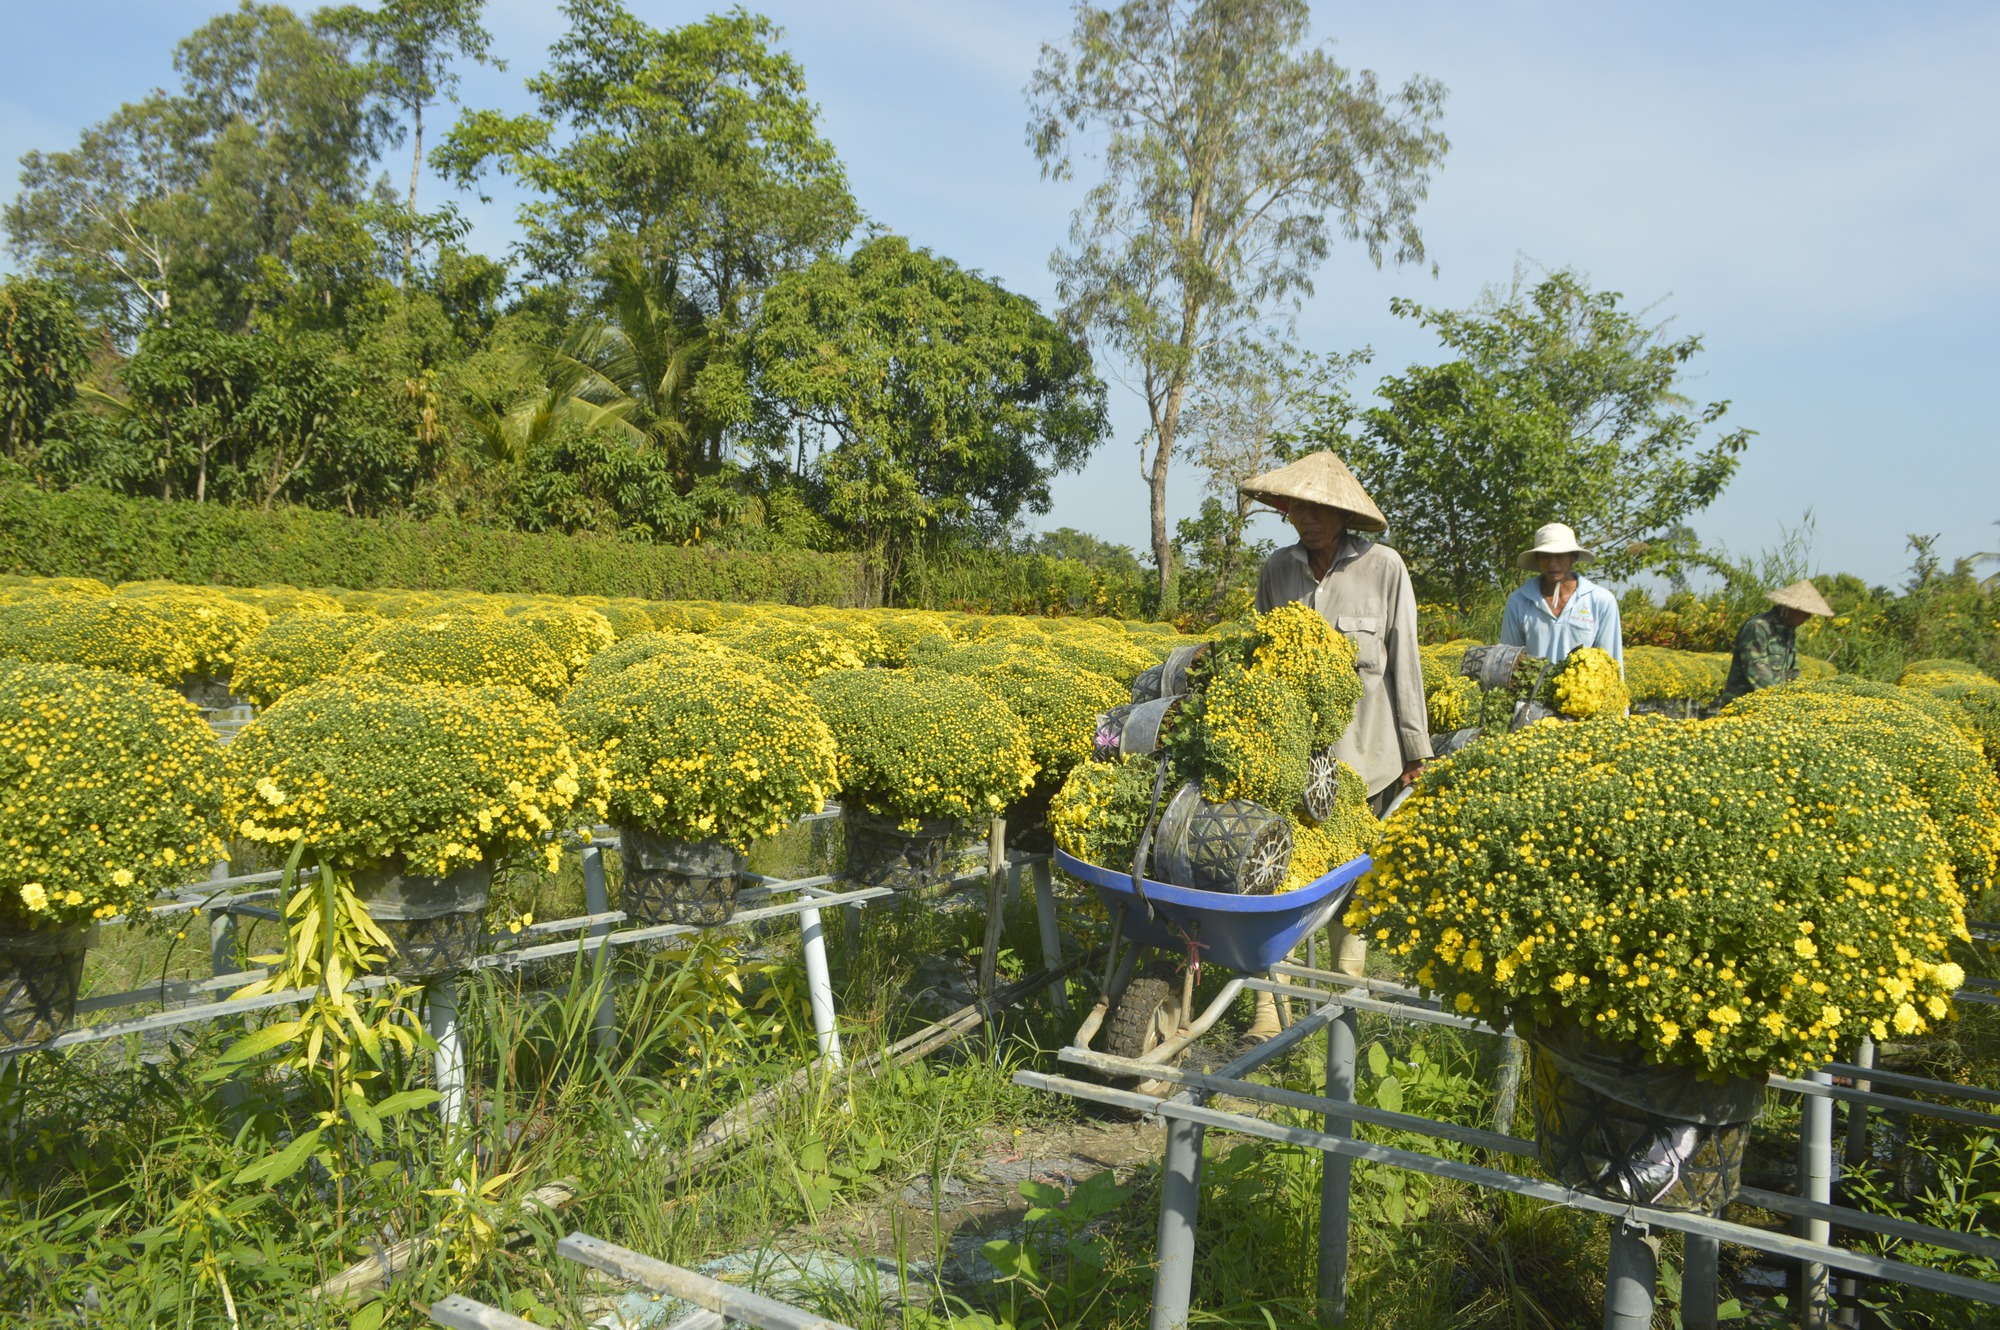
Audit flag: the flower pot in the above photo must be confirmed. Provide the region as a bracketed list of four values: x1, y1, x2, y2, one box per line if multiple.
[351, 860, 493, 980]
[617, 828, 746, 927]
[843, 808, 960, 893]
[1004, 784, 1057, 854]
[1528, 1023, 1764, 1214]
[0, 922, 97, 1048]
[1150, 782, 1292, 895]
[1301, 747, 1342, 821]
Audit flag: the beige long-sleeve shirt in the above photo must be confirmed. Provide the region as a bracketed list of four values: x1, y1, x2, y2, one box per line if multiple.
[1254, 535, 1433, 796]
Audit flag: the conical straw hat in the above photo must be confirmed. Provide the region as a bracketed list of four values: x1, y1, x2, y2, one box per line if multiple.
[1238, 451, 1387, 533]
[1766, 579, 1834, 617]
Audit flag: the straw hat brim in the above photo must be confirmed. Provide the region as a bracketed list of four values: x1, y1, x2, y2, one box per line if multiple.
[1766, 579, 1834, 617]
[1238, 452, 1387, 533]
[1515, 543, 1594, 571]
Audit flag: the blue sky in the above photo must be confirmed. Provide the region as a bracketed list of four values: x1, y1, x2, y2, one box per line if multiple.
[4, 1, 1996, 588]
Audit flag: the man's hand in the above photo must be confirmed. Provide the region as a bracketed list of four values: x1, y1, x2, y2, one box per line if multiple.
[1400, 759, 1424, 787]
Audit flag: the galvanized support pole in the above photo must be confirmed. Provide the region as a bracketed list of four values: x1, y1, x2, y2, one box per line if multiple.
[1844, 1036, 1874, 1166]
[206, 858, 238, 980]
[1005, 861, 1022, 912]
[1149, 1112, 1206, 1330]
[799, 903, 842, 1067]
[1318, 1005, 1359, 1326]
[1491, 1036, 1526, 1136]
[1030, 859, 1067, 1016]
[1836, 1036, 1876, 1323]
[1683, 1232, 1721, 1330]
[426, 979, 466, 1128]
[978, 818, 1005, 997]
[1604, 1218, 1659, 1330]
[580, 847, 616, 1055]
[1799, 1070, 1834, 1326]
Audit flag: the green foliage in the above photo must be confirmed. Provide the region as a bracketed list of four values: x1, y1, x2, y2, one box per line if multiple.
[1313, 270, 1750, 609]
[1029, 0, 1448, 607]
[808, 667, 1037, 823]
[5, 4, 388, 338]
[750, 235, 1108, 598]
[0, 481, 868, 603]
[435, 0, 857, 302]
[0, 278, 93, 462]
[560, 648, 837, 849]
[0, 660, 225, 929]
[229, 612, 379, 705]
[224, 674, 586, 873]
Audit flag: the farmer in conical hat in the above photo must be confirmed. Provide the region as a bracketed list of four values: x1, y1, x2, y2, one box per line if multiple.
[1711, 579, 1835, 710]
[1239, 452, 1430, 1023]
[1244, 451, 1430, 813]
[1499, 522, 1625, 668]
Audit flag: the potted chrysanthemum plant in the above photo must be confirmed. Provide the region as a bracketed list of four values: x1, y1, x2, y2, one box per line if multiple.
[225, 676, 587, 979]
[0, 661, 226, 1045]
[561, 640, 838, 926]
[1346, 709, 1970, 1214]
[809, 668, 1037, 892]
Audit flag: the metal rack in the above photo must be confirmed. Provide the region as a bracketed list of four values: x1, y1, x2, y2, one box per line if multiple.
[1017, 963, 2000, 1330]
[4, 816, 1069, 1130]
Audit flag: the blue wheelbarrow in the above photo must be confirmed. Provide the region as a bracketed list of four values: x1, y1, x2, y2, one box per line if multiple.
[1054, 848, 1372, 1083]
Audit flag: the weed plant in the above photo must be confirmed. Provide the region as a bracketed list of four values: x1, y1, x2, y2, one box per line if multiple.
[6, 839, 1998, 1328]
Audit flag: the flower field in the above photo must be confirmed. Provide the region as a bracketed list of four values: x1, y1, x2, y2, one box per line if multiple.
[2, 569, 1999, 1327]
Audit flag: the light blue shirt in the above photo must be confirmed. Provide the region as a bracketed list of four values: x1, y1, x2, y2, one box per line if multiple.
[1499, 574, 1624, 668]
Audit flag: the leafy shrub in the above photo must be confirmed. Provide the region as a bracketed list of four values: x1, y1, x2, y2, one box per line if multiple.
[0, 593, 198, 685]
[707, 618, 867, 680]
[1723, 680, 2000, 890]
[112, 582, 269, 678]
[0, 660, 225, 929]
[809, 668, 1036, 823]
[343, 615, 570, 700]
[503, 603, 616, 679]
[230, 615, 380, 706]
[225, 676, 586, 874]
[561, 652, 837, 850]
[1349, 712, 1970, 1080]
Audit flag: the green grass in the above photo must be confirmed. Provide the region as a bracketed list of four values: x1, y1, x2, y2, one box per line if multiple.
[5, 855, 1998, 1328]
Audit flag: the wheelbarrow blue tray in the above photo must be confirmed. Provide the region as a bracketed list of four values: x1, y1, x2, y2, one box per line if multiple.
[1053, 848, 1373, 974]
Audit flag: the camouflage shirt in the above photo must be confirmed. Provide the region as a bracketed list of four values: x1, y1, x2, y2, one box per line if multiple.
[1713, 607, 1797, 708]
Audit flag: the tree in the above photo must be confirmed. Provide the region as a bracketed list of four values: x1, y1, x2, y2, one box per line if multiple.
[0, 278, 95, 461]
[325, 0, 503, 282]
[1172, 345, 1367, 617]
[436, 0, 857, 321]
[6, 4, 388, 339]
[1028, 0, 1448, 611]
[750, 235, 1109, 602]
[1311, 270, 1752, 610]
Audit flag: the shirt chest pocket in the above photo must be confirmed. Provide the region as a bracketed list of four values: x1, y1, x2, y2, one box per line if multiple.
[1334, 615, 1385, 675]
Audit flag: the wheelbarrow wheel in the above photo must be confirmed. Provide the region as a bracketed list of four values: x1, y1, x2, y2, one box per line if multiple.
[1099, 959, 1184, 1111]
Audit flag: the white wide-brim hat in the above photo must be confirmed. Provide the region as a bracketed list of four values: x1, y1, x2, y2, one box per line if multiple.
[1237, 451, 1387, 534]
[1516, 523, 1594, 570]
[1767, 579, 1834, 617]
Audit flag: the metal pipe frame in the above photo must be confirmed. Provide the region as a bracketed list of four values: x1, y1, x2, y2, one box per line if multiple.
[1016, 1069, 2000, 1309]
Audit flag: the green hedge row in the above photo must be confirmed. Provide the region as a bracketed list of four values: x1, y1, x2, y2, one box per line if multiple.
[0, 484, 869, 604]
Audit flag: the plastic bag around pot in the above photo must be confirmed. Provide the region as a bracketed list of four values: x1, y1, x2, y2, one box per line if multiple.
[0, 922, 99, 1048]
[1528, 1022, 1764, 1215]
[843, 807, 960, 893]
[350, 859, 493, 981]
[1149, 782, 1292, 896]
[1129, 643, 1207, 704]
[618, 827, 747, 927]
